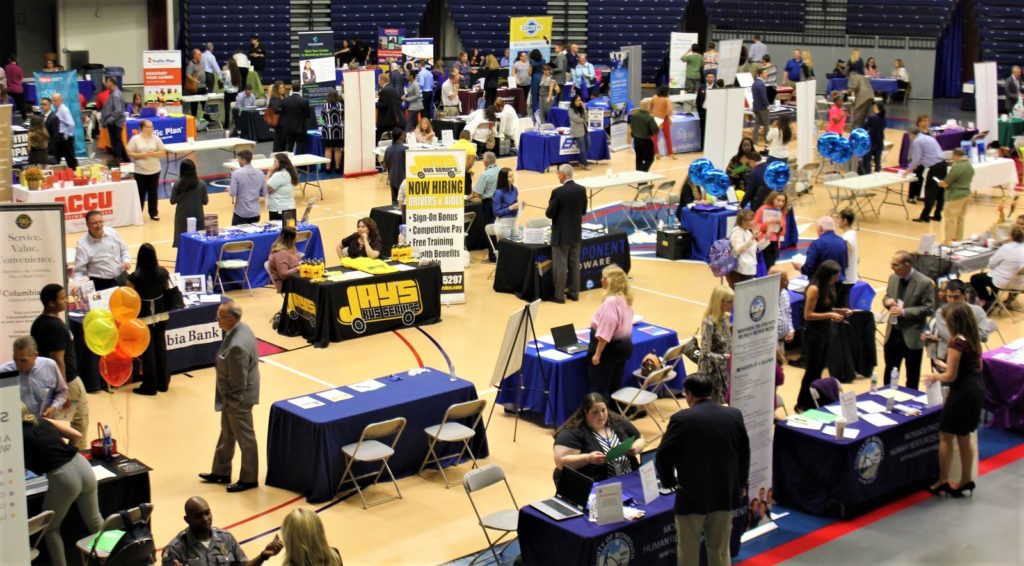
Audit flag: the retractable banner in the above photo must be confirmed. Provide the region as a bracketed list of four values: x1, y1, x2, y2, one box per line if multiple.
[668, 32, 699, 90]
[510, 16, 552, 77]
[405, 150, 466, 303]
[143, 50, 183, 112]
[402, 38, 434, 63]
[0, 372, 30, 563]
[298, 31, 337, 120]
[609, 51, 630, 151]
[33, 71, 86, 157]
[378, 27, 406, 66]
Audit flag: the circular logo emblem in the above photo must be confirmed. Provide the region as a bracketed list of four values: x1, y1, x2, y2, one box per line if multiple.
[586, 278, 595, 290]
[15, 214, 33, 229]
[856, 437, 884, 484]
[749, 295, 766, 322]
[595, 532, 634, 566]
[520, 19, 543, 36]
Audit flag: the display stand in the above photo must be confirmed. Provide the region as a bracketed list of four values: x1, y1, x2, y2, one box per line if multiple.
[343, 69, 378, 177]
[487, 300, 546, 441]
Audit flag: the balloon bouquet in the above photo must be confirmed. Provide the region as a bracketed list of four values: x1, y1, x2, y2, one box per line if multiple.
[689, 156, 792, 204]
[83, 287, 151, 388]
[817, 128, 872, 169]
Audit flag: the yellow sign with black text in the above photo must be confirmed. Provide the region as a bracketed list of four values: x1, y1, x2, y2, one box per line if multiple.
[337, 279, 423, 334]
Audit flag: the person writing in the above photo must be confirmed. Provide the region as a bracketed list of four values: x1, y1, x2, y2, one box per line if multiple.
[588, 265, 635, 403]
[700, 286, 735, 404]
[794, 260, 852, 412]
[269, 227, 301, 293]
[337, 217, 382, 259]
[265, 153, 298, 221]
[553, 392, 645, 483]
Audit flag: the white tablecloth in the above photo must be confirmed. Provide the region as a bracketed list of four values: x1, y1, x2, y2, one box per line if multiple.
[12, 181, 143, 233]
[971, 158, 1018, 191]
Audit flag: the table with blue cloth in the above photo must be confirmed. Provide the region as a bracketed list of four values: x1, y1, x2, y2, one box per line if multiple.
[774, 386, 941, 517]
[677, 205, 798, 262]
[495, 323, 681, 427]
[898, 127, 977, 167]
[370, 203, 489, 256]
[517, 129, 610, 172]
[69, 299, 223, 392]
[656, 113, 701, 155]
[547, 107, 611, 129]
[24, 78, 96, 104]
[824, 77, 899, 96]
[300, 129, 325, 159]
[265, 367, 488, 503]
[175, 223, 325, 289]
[787, 278, 876, 330]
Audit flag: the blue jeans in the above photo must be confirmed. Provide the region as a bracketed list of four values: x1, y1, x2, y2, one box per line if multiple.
[576, 132, 590, 166]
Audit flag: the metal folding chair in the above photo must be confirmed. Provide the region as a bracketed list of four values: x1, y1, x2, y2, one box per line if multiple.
[28, 510, 55, 561]
[418, 398, 487, 488]
[214, 240, 255, 296]
[463, 464, 519, 566]
[75, 503, 154, 564]
[295, 229, 313, 258]
[336, 417, 407, 509]
[611, 365, 674, 441]
[618, 183, 655, 232]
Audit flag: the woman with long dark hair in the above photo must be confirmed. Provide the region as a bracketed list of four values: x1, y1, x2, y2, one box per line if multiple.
[794, 260, 852, 411]
[569, 93, 590, 170]
[728, 137, 756, 192]
[321, 89, 344, 174]
[27, 115, 50, 165]
[766, 115, 793, 164]
[170, 159, 209, 247]
[528, 49, 546, 115]
[269, 80, 287, 152]
[553, 392, 646, 483]
[266, 153, 298, 221]
[337, 217, 383, 259]
[127, 243, 172, 394]
[492, 167, 523, 240]
[269, 227, 301, 292]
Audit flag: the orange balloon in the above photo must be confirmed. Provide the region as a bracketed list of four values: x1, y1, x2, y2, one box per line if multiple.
[99, 350, 134, 387]
[117, 318, 151, 358]
[109, 287, 142, 322]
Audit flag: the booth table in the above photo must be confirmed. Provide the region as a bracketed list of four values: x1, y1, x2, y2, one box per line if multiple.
[970, 158, 1019, 196]
[983, 344, 1024, 431]
[162, 136, 255, 187]
[175, 223, 325, 289]
[656, 113, 702, 156]
[898, 128, 978, 167]
[12, 180, 142, 233]
[517, 129, 610, 173]
[24, 78, 96, 104]
[266, 367, 487, 503]
[431, 118, 468, 141]
[277, 263, 442, 347]
[97, 115, 197, 151]
[788, 279, 876, 330]
[998, 117, 1024, 147]
[774, 386, 941, 517]
[678, 205, 798, 262]
[496, 323, 682, 427]
[370, 203, 489, 257]
[233, 107, 275, 142]
[224, 152, 331, 200]
[546, 107, 616, 130]
[493, 231, 630, 302]
[824, 77, 899, 96]
[458, 87, 526, 115]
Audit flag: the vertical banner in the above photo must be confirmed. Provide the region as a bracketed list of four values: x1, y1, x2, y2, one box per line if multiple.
[0, 204, 67, 364]
[0, 105, 12, 202]
[405, 150, 466, 303]
[796, 80, 817, 168]
[378, 27, 406, 66]
[344, 70, 378, 177]
[716, 39, 744, 88]
[0, 373, 30, 564]
[703, 88, 746, 169]
[730, 273, 779, 532]
[298, 31, 337, 122]
[509, 16, 553, 78]
[33, 71, 85, 158]
[142, 50, 183, 113]
[609, 51, 630, 151]
[622, 45, 642, 107]
[668, 32, 699, 90]
[402, 38, 435, 63]
[974, 62, 998, 144]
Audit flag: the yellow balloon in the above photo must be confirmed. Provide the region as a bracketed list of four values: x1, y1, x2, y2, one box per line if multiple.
[735, 189, 746, 203]
[117, 319, 151, 358]
[83, 307, 113, 329]
[109, 287, 142, 322]
[85, 317, 119, 356]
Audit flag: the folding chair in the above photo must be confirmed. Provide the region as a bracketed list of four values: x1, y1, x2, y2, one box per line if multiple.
[28, 510, 55, 561]
[986, 319, 1005, 347]
[75, 503, 154, 564]
[263, 260, 274, 289]
[618, 183, 655, 232]
[611, 365, 674, 441]
[463, 464, 519, 566]
[336, 417, 407, 509]
[646, 180, 679, 226]
[809, 376, 842, 408]
[484, 224, 499, 278]
[630, 343, 685, 410]
[296, 229, 313, 258]
[775, 392, 790, 419]
[418, 398, 487, 488]
[204, 101, 223, 132]
[463, 211, 477, 252]
[989, 270, 1024, 322]
[214, 240, 255, 296]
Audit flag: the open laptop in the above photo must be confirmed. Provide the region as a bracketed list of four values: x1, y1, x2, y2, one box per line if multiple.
[551, 324, 586, 355]
[530, 466, 593, 521]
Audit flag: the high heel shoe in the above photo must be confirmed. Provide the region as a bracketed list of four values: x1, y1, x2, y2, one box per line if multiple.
[952, 481, 976, 498]
[927, 482, 952, 496]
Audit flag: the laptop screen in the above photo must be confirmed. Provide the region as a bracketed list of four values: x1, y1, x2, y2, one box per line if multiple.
[556, 466, 594, 508]
[550, 324, 578, 349]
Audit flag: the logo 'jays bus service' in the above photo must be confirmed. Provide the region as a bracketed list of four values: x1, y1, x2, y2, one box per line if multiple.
[338, 280, 422, 334]
[286, 293, 317, 326]
[409, 154, 461, 179]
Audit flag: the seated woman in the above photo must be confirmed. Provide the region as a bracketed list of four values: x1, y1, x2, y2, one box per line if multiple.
[492, 167, 522, 240]
[553, 392, 646, 483]
[127, 93, 144, 116]
[413, 116, 436, 144]
[269, 227, 301, 292]
[727, 137, 755, 193]
[336, 217, 382, 259]
[971, 226, 1024, 310]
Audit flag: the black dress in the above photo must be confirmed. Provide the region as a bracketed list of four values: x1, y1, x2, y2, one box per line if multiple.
[796, 285, 834, 411]
[170, 180, 209, 247]
[129, 268, 171, 393]
[940, 337, 984, 435]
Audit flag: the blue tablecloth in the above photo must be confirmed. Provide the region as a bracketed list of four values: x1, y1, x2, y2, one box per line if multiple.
[788, 279, 875, 330]
[657, 113, 701, 155]
[774, 386, 941, 517]
[898, 128, 978, 168]
[547, 107, 613, 129]
[825, 77, 899, 96]
[496, 324, 682, 427]
[125, 116, 188, 143]
[174, 224, 325, 289]
[25, 79, 96, 104]
[300, 130, 324, 158]
[678, 206, 799, 262]
[265, 367, 489, 503]
[517, 129, 610, 172]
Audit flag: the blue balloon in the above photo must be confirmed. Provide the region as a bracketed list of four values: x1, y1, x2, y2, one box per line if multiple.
[817, 133, 841, 157]
[831, 138, 853, 163]
[849, 128, 871, 157]
[703, 169, 730, 198]
[688, 158, 714, 186]
[765, 161, 790, 190]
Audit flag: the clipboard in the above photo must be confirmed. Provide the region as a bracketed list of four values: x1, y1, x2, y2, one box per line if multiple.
[604, 437, 636, 462]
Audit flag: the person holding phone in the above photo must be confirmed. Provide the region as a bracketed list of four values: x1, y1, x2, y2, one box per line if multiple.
[161, 496, 282, 565]
[265, 153, 298, 221]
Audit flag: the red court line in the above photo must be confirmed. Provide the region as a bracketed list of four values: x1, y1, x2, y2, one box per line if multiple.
[737, 443, 1024, 566]
[222, 494, 306, 530]
[391, 329, 424, 368]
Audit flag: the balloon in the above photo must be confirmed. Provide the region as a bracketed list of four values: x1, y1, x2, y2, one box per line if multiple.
[83, 308, 113, 330]
[109, 287, 142, 322]
[765, 161, 791, 190]
[832, 138, 853, 164]
[688, 158, 714, 186]
[85, 317, 119, 356]
[703, 170, 730, 198]
[734, 189, 746, 203]
[849, 128, 871, 157]
[99, 349, 133, 388]
[116, 318, 151, 358]
[817, 133, 841, 157]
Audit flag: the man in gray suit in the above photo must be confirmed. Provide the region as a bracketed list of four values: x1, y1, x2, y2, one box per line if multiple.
[1006, 66, 1021, 114]
[882, 251, 935, 390]
[848, 71, 875, 132]
[552, 44, 568, 87]
[200, 301, 261, 493]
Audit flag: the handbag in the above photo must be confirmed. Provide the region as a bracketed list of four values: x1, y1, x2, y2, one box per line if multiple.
[681, 335, 701, 364]
[185, 74, 199, 95]
[639, 353, 662, 377]
[163, 285, 185, 311]
[264, 104, 280, 127]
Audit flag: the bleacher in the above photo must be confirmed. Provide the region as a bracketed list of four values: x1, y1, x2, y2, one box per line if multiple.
[587, 0, 689, 83]
[976, 0, 1024, 78]
[706, 0, 805, 33]
[447, 3, 550, 58]
[330, 2, 429, 58]
[846, 0, 954, 38]
[185, 1, 291, 84]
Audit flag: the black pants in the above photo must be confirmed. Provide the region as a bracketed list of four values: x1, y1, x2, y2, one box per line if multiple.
[268, 210, 296, 221]
[135, 173, 160, 218]
[106, 123, 128, 162]
[698, 109, 708, 149]
[422, 93, 434, 119]
[56, 134, 78, 169]
[859, 144, 883, 174]
[919, 160, 948, 220]
[283, 131, 307, 154]
[762, 240, 779, 269]
[224, 92, 238, 130]
[484, 87, 497, 107]
[389, 182, 401, 205]
[587, 329, 633, 406]
[971, 273, 999, 305]
[92, 277, 119, 291]
[136, 321, 169, 392]
[796, 323, 830, 410]
[908, 165, 925, 200]
[634, 138, 654, 172]
[272, 128, 286, 152]
[884, 329, 923, 390]
[9, 90, 27, 121]
[406, 109, 421, 132]
[837, 282, 854, 309]
[232, 213, 260, 225]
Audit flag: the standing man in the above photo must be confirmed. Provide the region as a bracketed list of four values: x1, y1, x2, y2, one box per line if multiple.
[1005, 65, 1021, 114]
[903, 127, 948, 222]
[279, 84, 312, 152]
[201, 43, 220, 93]
[51, 93, 79, 169]
[566, 44, 580, 74]
[796, 216, 849, 281]
[375, 73, 402, 142]
[882, 251, 935, 390]
[441, 70, 462, 115]
[200, 301, 261, 493]
[99, 76, 128, 163]
[162, 496, 282, 565]
[228, 150, 267, 225]
[847, 71, 875, 132]
[40, 97, 61, 161]
[4, 54, 27, 121]
[0, 336, 68, 418]
[681, 45, 704, 93]
[752, 67, 771, 145]
[783, 49, 804, 85]
[416, 60, 434, 119]
[552, 44, 568, 87]
[937, 148, 975, 244]
[545, 164, 588, 303]
[696, 71, 716, 150]
[186, 48, 207, 116]
[73, 210, 132, 290]
[631, 100, 659, 172]
[31, 284, 90, 448]
[657, 373, 750, 566]
[383, 128, 407, 207]
[748, 35, 768, 71]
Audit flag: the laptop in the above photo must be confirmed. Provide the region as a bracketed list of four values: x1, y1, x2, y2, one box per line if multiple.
[530, 466, 593, 521]
[551, 324, 586, 355]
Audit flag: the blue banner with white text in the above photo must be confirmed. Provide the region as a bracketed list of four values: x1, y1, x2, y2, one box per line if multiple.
[33, 71, 86, 158]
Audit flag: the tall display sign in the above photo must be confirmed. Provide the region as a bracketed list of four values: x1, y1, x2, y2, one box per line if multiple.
[405, 150, 466, 304]
[730, 273, 779, 533]
[378, 27, 406, 66]
[344, 70, 378, 177]
[703, 88, 746, 169]
[609, 51, 630, 151]
[33, 71, 86, 158]
[402, 38, 435, 63]
[622, 45, 642, 107]
[974, 62, 998, 144]
[0, 105, 11, 202]
[142, 50, 183, 112]
[716, 39, 744, 88]
[796, 80, 817, 168]
[509, 16, 552, 77]
[668, 32, 699, 91]
[298, 31, 337, 121]
[0, 372, 30, 564]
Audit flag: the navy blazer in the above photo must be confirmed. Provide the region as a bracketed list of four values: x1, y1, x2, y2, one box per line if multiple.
[752, 79, 770, 111]
[801, 230, 849, 281]
[545, 180, 588, 246]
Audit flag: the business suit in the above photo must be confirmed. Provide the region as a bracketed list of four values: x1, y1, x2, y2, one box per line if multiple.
[1005, 74, 1020, 114]
[848, 73, 875, 132]
[376, 84, 402, 142]
[883, 269, 935, 389]
[545, 180, 588, 302]
[656, 400, 750, 566]
[211, 322, 261, 485]
[44, 111, 60, 158]
[279, 93, 311, 153]
[751, 78, 770, 145]
[695, 82, 712, 149]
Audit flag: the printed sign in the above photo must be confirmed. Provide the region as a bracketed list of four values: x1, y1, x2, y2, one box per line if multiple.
[378, 27, 406, 65]
[510, 16, 552, 78]
[298, 31, 337, 123]
[402, 38, 434, 62]
[668, 32, 699, 90]
[405, 150, 466, 303]
[142, 50, 183, 112]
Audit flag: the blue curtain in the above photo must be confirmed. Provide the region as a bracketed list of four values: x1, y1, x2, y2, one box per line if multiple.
[933, 1, 964, 98]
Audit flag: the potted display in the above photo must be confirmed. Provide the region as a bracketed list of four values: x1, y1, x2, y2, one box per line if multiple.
[22, 166, 44, 190]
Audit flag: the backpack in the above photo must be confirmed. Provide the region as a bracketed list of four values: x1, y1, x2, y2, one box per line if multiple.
[708, 238, 738, 277]
[94, 509, 156, 565]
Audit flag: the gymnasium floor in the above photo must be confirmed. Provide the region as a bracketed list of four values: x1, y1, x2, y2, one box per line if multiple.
[72, 100, 1024, 565]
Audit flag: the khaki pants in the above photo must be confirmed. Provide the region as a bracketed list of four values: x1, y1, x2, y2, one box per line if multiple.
[944, 196, 970, 243]
[676, 511, 732, 566]
[57, 377, 90, 450]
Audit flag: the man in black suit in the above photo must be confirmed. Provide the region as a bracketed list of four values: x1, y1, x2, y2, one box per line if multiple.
[279, 84, 311, 153]
[40, 97, 60, 160]
[695, 71, 715, 150]
[545, 164, 588, 303]
[656, 373, 750, 566]
[375, 72, 402, 142]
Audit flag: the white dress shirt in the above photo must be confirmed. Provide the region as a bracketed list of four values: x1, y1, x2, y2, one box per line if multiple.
[73, 226, 131, 281]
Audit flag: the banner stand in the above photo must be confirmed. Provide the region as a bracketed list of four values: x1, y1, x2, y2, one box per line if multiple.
[344, 70, 378, 177]
[405, 149, 466, 304]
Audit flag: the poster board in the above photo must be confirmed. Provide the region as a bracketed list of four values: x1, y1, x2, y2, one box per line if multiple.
[0, 105, 11, 202]
[796, 80, 817, 168]
[703, 88, 746, 169]
[510, 16, 552, 78]
[668, 32, 699, 90]
[298, 31, 336, 122]
[402, 38, 435, 62]
[142, 50, 183, 113]
[0, 371, 30, 564]
[33, 71, 86, 158]
[378, 27, 406, 66]
[344, 69, 378, 177]
[489, 300, 542, 387]
[609, 51, 630, 151]
[974, 62, 998, 144]
[716, 39, 744, 88]
[405, 149, 466, 303]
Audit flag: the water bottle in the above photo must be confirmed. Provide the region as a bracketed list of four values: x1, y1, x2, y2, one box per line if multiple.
[889, 367, 899, 389]
[587, 490, 597, 522]
[207, 275, 214, 294]
[102, 425, 113, 461]
[869, 373, 878, 392]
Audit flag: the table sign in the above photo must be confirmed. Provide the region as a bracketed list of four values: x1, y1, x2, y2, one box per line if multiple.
[639, 461, 660, 504]
[594, 482, 624, 525]
[840, 390, 859, 424]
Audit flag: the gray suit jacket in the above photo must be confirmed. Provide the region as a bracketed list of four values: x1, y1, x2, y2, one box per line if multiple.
[883, 270, 935, 350]
[215, 322, 260, 410]
[553, 52, 568, 84]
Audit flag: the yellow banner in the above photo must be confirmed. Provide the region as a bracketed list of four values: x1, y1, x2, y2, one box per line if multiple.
[510, 16, 553, 45]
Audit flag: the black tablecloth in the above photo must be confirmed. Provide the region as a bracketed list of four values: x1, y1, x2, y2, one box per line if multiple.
[370, 203, 489, 258]
[431, 118, 467, 141]
[277, 264, 442, 347]
[458, 87, 527, 115]
[232, 107, 275, 142]
[493, 231, 631, 301]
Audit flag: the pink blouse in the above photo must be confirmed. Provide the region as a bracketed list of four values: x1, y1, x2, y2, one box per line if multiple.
[591, 295, 634, 343]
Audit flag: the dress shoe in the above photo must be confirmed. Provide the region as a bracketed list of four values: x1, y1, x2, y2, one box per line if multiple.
[198, 473, 231, 484]
[788, 357, 806, 369]
[908, 197, 918, 204]
[132, 387, 157, 396]
[567, 295, 579, 302]
[952, 481, 975, 497]
[912, 217, 930, 223]
[150, 216, 160, 221]
[932, 216, 942, 221]
[927, 482, 952, 496]
[550, 298, 566, 304]
[227, 481, 258, 493]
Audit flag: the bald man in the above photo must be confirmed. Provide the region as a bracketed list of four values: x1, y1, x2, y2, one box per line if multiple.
[631, 100, 659, 172]
[162, 496, 281, 566]
[51, 93, 78, 168]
